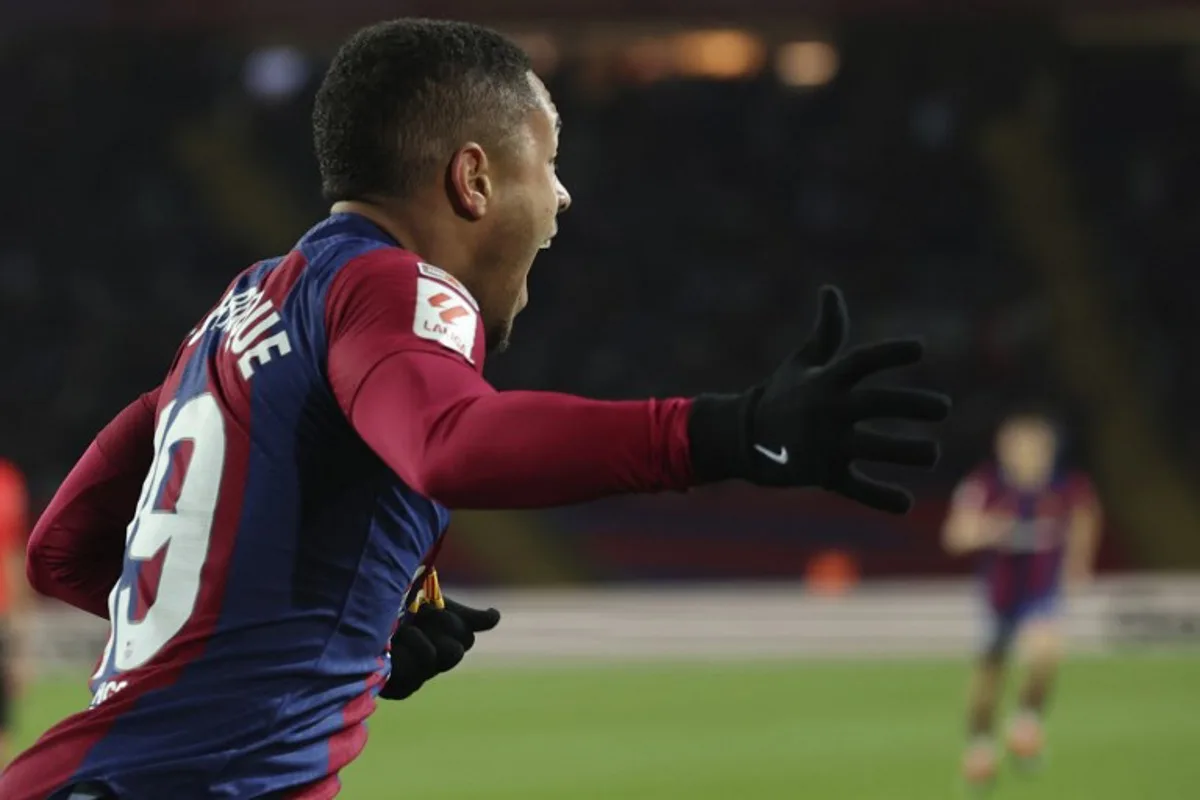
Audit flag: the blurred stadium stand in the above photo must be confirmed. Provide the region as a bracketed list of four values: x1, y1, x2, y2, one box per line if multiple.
[3, 0, 1200, 593]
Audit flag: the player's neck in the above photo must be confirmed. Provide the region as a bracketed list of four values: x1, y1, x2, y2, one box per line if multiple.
[330, 200, 474, 280]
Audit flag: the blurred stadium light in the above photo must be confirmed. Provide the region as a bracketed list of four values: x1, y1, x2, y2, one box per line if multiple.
[776, 40, 840, 87]
[672, 30, 766, 79]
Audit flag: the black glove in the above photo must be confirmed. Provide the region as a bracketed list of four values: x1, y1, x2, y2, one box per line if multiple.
[688, 286, 951, 514]
[380, 597, 501, 700]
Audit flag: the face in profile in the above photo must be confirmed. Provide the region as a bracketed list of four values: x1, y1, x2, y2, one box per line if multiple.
[477, 72, 571, 354]
[995, 414, 1059, 486]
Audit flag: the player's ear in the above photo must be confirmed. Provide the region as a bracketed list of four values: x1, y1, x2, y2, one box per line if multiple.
[447, 142, 491, 221]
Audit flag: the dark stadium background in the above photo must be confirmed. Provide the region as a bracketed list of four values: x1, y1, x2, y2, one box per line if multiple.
[4, 0, 1196, 583]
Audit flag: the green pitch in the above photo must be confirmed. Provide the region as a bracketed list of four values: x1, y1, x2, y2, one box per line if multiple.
[13, 653, 1200, 799]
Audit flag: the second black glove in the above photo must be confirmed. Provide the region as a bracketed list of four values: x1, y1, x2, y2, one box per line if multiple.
[380, 597, 501, 700]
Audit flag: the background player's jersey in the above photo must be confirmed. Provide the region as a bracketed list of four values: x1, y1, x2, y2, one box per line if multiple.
[953, 465, 1096, 614]
[11, 214, 486, 798]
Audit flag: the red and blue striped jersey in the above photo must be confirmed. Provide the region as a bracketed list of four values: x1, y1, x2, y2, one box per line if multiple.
[953, 464, 1096, 612]
[5, 213, 487, 799]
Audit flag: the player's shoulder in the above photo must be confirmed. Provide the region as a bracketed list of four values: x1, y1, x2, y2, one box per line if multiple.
[297, 215, 463, 299]
[322, 251, 484, 370]
[410, 261, 478, 308]
[328, 245, 468, 299]
[297, 221, 399, 282]
[287, 213, 485, 365]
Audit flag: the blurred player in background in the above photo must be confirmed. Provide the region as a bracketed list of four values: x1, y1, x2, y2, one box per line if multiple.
[0, 18, 949, 800]
[0, 457, 30, 768]
[943, 408, 1102, 786]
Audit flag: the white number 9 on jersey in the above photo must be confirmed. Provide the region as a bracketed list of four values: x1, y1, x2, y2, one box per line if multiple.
[95, 393, 225, 678]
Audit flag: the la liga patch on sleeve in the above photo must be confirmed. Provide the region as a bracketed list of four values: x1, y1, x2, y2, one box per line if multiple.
[413, 276, 478, 363]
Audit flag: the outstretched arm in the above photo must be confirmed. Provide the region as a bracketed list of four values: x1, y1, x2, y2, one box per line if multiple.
[342, 349, 694, 508]
[327, 251, 949, 513]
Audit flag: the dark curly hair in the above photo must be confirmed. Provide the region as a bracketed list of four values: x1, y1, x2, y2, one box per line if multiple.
[313, 18, 535, 203]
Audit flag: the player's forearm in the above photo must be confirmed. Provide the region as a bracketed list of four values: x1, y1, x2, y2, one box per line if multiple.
[349, 353, 693, 508]
[27, 389, 159, 618]
[26, 441, 130, 618]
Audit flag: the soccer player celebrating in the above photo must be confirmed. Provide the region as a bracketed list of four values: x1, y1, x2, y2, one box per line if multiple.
[943, 408, 1102, 786]
[2, 19, 950, 799]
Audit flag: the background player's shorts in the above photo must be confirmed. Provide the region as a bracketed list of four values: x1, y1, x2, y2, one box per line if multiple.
[980, 594, 1060, 660]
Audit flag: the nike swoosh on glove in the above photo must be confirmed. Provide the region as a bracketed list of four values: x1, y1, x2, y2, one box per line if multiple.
[688, 285, 952, 514]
